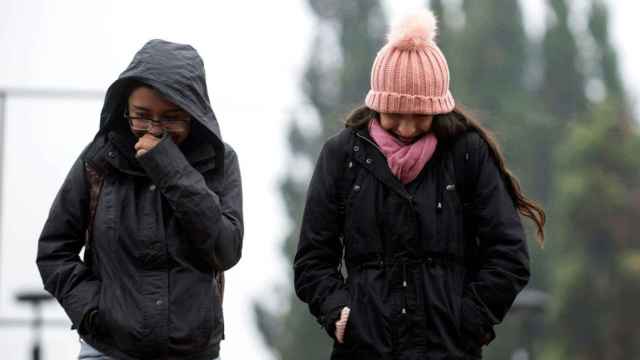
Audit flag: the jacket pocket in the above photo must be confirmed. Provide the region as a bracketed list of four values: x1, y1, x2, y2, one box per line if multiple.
[422, 265, 464, 348]
[334, 307, 356, 347]
[341, 271, 390, 354]
[187, 277, 223, 351]
[196, 283, 218, 342]
[330, 309, 359, 359]
[458, 297, 492, 356]
[97, 283, 150, 352]
[448, 270, 464, 337]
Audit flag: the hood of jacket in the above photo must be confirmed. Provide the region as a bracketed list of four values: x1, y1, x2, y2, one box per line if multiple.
[95, 39, 224, 171]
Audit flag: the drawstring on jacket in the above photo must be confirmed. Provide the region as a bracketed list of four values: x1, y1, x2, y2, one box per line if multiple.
[350, 254, 466, 318]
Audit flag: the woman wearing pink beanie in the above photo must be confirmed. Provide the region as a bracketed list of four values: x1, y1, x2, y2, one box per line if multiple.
[294, 8, 545, 359]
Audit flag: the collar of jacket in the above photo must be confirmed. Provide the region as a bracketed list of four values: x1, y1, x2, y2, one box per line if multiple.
[352, 128, 415, 203]
[84, 131, 217, 177]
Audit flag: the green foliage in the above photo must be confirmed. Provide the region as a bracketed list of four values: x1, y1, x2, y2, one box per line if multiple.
[541, 0, 588, 119]
[588, 0, 624, 98]
[543, 0, 640, 358]
[454, 0, 529, 115]
[550, 99, 640, 359]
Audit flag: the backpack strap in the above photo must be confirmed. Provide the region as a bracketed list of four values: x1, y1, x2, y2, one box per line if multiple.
[337, 159, 357, 216]
[452, 131, 480, 207]
[216, 272, 225, 304]
[84, 161, 105, 270]
[452, 132, 483, 267]
[85, 162, 105, 230]
[334, 129, 358, 216]
[330, 130, 360, 276]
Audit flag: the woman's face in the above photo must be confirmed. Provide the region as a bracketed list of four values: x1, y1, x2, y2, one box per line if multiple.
[127, 86, 192, 144]
[378, 112, 434, 144]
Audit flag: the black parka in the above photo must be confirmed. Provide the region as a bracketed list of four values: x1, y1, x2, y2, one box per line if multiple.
[37, 39, 243, 360]
[294, 126, 529, 359]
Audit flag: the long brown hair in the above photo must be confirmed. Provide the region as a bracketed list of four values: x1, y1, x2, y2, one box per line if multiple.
[345, 105, 546, 246]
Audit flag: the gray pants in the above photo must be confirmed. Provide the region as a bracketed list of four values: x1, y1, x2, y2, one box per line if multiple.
[78, 339, 113, 360]
[79, 338, 220, 360]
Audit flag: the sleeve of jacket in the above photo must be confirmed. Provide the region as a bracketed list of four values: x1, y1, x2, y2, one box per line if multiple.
[294, 136, 349, 335]
[36, 152, 101, 333]
[137, 136, 243, 271]
[461, 134, 531, 345]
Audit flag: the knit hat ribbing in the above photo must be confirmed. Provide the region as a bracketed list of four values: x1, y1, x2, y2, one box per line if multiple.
[365, 9, 455, 115]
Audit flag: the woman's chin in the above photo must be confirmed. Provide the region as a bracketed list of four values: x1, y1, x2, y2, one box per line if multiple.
[394, 134, 422, 144]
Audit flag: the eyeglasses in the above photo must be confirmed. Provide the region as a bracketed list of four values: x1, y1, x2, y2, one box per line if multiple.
[124, 110, 191, 132]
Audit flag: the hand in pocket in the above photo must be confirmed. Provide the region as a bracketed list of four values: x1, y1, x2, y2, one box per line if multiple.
[335, 307, 351, 344]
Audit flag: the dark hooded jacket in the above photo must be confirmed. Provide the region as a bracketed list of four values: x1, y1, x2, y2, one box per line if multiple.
[37, 39, 243, 360]
[294, 126, 529, 359]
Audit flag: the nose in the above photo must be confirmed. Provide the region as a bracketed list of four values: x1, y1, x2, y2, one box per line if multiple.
[396, 119, 418, 138]
[148, 121, 164, 137]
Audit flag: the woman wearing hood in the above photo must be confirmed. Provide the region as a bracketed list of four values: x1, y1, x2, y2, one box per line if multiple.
[37, 39, 243, 360]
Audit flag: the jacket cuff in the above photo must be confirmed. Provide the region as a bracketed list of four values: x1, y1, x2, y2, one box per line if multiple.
[320, 288, 350, 315]
[65, 280, 100, 332]
[322, 306, 344, 340]
[318, 288, 350, 338]
[79, 309, 98, 336]
[136, 135, 190, 187]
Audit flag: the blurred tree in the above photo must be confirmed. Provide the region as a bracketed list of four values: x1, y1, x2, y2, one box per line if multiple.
[429, 0, 454, 56]
[541, 0, 588, 120]
[586, 0, 633, 130]
[545, 1, 640, 359]
[588, 0, 624, 99]
[253, 1, 386, 359]
[456, 0, 528, 115]
[549, 99, 640, 359]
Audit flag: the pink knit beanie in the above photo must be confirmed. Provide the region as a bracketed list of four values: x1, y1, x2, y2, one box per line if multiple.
[365, 9, 455, 115]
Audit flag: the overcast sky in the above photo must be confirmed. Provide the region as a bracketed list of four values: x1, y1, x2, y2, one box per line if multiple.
[0, 1, 638, 359]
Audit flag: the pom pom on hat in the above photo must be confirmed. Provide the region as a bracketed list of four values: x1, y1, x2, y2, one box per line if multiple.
[387, 9, 438, 50]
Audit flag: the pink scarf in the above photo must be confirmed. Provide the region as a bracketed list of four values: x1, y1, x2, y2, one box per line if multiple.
[369, 119, 438, 184]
